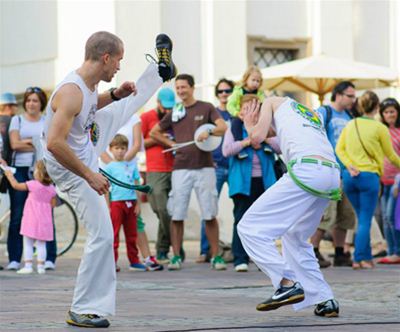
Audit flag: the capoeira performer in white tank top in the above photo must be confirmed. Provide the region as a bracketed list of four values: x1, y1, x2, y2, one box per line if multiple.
[238, 96, 341, 317]
[42, 31, 176, 328]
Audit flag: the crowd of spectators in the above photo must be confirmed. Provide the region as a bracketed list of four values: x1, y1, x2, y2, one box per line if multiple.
[0, 73, 399, 273]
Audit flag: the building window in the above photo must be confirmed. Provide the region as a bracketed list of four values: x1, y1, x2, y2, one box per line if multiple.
[253, 48, 297, 68]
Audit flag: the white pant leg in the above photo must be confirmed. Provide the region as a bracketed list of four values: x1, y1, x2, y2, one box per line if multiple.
[35, 240, 47, 262]
[282, 198, 334, 310]
[46, 161, 116, 316]
[94, 64, 163, 156]
[238, 162, 339, 309]
[23, 236, 35, 261]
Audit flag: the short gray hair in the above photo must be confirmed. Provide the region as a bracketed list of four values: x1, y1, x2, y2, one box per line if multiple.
[84, 31, 123, 61]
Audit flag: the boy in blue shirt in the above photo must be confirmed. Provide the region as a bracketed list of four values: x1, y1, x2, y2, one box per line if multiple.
[105, 134, 145, 271]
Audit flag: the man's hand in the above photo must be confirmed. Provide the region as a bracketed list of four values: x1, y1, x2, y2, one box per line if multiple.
[243, 99, 261, 134]
[114, 81, 137, 99]
[196, 131, 210, 142]
[86, 172, 110, 195]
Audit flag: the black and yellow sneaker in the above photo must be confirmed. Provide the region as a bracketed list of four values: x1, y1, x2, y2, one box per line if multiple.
[66, 310, 110, 328]
[256, 282, 305, 311]
[155, 33, 176, 82]
[314, 299, 339, 317]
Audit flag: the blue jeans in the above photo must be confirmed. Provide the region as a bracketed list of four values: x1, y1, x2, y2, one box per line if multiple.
[381, 184, 400, 256]
[200, 167, 228, 255]
[7, 167, 29, 263]
[343, 170, 380, 262]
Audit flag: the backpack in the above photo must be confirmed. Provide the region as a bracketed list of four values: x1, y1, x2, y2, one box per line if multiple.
[322, 105, 354, 130]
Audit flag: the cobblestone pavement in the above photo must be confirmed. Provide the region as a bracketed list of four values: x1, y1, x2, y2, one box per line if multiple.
[0, 242, 399, 332]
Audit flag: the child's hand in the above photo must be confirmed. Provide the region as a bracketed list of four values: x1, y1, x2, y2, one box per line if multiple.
[393, 187, 398, 198]
[134, 202, 141, 216]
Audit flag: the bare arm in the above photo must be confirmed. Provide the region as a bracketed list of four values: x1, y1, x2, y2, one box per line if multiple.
[9, 130, 34, 152]
[4, 170, 28, 191]
[150, 124, 175, 148]
[124, 122, 142, 162]
[100, 151, 113, 165]
[97, 81, 137, 110]
[196, 118, 228, 142]
[143, 136, 158, 149]
[244, 99, 273, 145]
[47, 84, 109, 195]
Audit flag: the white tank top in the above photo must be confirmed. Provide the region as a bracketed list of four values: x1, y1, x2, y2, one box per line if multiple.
[43, 71, 98, 167]
[273, 98, 335, 163]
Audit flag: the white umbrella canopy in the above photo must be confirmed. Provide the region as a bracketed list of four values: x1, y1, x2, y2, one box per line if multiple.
[256, 54, 399, 103]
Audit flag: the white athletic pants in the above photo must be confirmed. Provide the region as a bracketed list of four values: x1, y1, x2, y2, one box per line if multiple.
[45, 64, 162, 316]
[238, 161, 340, 310]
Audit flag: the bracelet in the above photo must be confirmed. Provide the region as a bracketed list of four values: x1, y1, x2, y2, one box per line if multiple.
[109, 88, 120, 101]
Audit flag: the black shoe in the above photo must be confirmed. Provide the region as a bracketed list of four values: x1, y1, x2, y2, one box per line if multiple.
[155, 33, 176, 82]
[315, 250, 331, 269]
[66, 310, 110, 328]
[333, 253, 352, 267]
[373, 250, 387, 258]
[256, 282, 305, 311]
[314, 299, 339, 317]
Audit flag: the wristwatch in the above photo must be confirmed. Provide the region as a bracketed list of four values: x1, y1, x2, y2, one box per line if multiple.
[207, 128, 214, 135]
[109, 88, 120, 101]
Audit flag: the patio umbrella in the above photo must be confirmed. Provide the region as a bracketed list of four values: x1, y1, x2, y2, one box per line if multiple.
[258, 54, 399, 104]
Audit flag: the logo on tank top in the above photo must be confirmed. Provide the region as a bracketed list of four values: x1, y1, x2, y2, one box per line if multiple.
[89, 121, 100, 146]
[291, 101, 324, 132]
[83, 104, 97, 132]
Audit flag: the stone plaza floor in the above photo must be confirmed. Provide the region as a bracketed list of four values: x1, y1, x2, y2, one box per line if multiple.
[0, 241, 399, 332]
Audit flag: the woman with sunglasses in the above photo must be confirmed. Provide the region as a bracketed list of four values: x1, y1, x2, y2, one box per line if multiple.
[377, 98, 400, 264]
[6, 86, 46, 271]
[336, 92, 400, 269]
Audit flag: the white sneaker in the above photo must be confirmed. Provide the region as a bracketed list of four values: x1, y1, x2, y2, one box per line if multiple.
[235, 263, 249, 272]
[37, 265, 46, 274]
[17, 266, 33, 274]
[6, 261, 20, 270]
[44, 261, 56, 270]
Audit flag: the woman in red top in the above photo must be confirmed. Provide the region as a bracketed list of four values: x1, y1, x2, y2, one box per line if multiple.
[378, 98, 400, 264]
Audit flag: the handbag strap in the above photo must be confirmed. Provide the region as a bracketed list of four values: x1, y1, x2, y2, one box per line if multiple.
[354, 119, 374, 162]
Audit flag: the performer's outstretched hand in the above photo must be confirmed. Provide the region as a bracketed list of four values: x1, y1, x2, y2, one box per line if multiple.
[115, 81, 137, 98]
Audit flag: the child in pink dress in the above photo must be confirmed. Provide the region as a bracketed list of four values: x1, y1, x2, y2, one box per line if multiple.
[5, 160, 57, 274]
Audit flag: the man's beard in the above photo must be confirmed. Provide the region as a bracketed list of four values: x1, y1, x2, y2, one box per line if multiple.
[157, 108, 166, 120]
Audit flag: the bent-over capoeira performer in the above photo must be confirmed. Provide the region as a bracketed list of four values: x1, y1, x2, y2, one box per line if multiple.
[42, 31, 176, 328]
[238, 96, 340, 317]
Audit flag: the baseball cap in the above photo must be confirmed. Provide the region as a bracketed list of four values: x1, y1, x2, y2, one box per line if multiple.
[157, 88, 175, 109]
[0, 92, 17, 105]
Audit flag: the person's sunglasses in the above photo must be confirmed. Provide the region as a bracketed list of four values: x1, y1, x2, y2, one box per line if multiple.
[217, 88, 233, 94]
[381, 99, 398, 107]
[26, 86, 42, 93]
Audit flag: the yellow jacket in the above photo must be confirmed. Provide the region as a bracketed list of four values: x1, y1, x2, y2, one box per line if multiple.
[336, 117, 400, 176]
